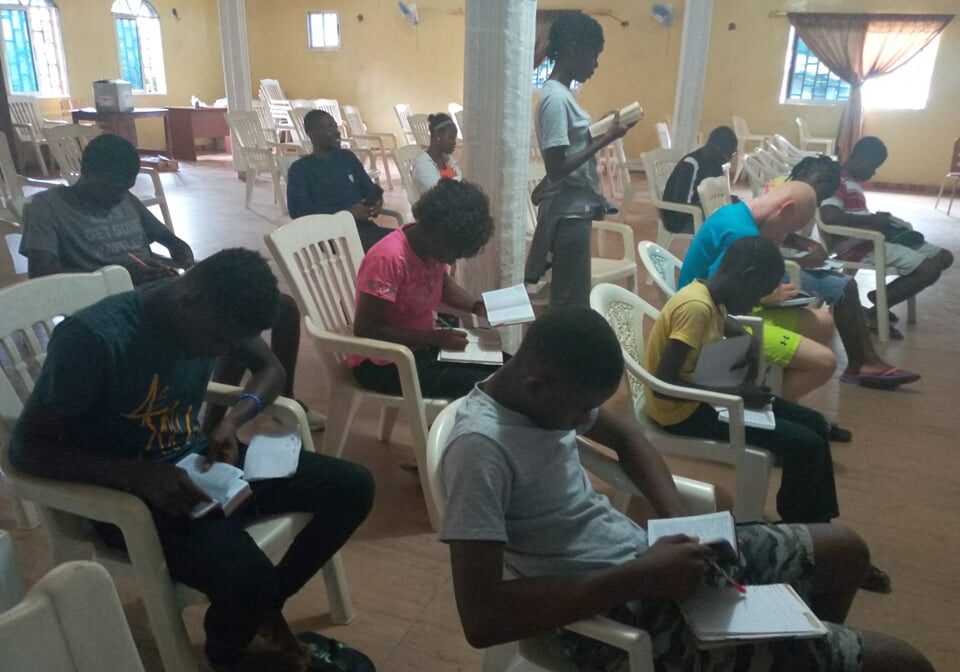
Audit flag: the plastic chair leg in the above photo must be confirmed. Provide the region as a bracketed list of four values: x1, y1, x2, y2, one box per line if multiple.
[732, 449, 772, 522]
[11, 498, 41, 530]
[133, 562, 202, 672]
[907, 296, 917, 325]
[33, 143, 49, 178]
[321, 391, 362, 458]
[404, 395, 440, 531]
[320, 552, 355, 624]
[874, 269, 890, 342]
[244, 168, 255, 210]
[378, 407, 399, 442]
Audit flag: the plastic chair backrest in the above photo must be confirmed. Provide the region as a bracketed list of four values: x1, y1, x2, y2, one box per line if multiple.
[795, 116, 810, 145]
[340, 105, 366, 137]
[696, 176, 731, 218]
[225, 111, 269, 151]
[732, 115, 750, 140]
[640, 148, 685, 199]
[0, 267, 133, 432]
[259, 78, 285, 103]
[288, 108, 313, 150]
[0, 131, 25, 208]
[741, 153, 767, 197]
[264, 213, 365, 381]
[637, 241, 681, 303]
[408, 114, 431, 148]
[394, 103, 416, 144]
[950, 138, 960, 173]
[7, 96, 44, 142]
[753, 148, 785, 180]
[0, 561, 146, 672]
[393, 143, 424, 204]
[589, 283, 661, 417]
[655, 122, 672, 149]
[424, 397, 463, 521]
[314, 99, 345, 130]
[45, 124, 101, 184]
[252, 100, 277, 132]
[764, 141, 793, 171]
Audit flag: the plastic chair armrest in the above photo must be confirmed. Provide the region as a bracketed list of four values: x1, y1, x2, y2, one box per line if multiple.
[564, 615, 649, 650]
[592, 221, 635, 261]
[204, 383, 316, 453]
[303, 320, 418, 369]
[653, 200, 704, 228]
[20, 177, 60, 190]
[366, 132, 398, 148]
[11, 123, 38, 142]
[818, 222, 884, 245]
[43, 119, 68, 127]
[376, 208, 405, 228]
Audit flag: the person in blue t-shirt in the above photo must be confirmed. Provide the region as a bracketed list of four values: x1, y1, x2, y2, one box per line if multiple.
[11, 249, 375, 672]
[286, 109, 390, 251]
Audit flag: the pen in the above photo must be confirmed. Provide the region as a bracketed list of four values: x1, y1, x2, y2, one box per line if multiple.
[709, 558, 747, 594]
[127, 252, 151, 269]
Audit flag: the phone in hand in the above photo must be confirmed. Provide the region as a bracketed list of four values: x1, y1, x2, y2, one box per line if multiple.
[364, 185, 384, 206]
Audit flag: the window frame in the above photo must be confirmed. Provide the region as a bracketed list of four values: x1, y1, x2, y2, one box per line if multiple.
[306, 11, 340, 52]
[0, 0, 69, 98]
[111, 0, 166, 96]
[780, 28, 850, 107]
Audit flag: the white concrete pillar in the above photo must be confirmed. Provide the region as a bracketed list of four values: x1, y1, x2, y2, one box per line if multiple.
[459, 0, 537, 351]
[671, 0, 714, 153]
[218, 0, 252, 170]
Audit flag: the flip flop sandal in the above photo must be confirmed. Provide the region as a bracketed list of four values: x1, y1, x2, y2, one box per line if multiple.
[841, 368, 921, 389]
[297, 633, 376, 672]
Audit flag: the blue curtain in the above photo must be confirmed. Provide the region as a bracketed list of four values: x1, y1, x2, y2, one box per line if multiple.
[115, 17, 144, 89]
[1, 9, 38, 93]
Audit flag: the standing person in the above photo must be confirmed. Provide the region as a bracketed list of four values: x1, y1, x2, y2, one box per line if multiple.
[660, 126, 739, 234]
[525, 12, 637, 309]
[11, 249, 375, 672]
[286, 109, 390, 251]
[412, 112, 462, 195]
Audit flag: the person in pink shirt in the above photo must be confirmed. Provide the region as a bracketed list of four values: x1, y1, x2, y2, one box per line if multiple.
[350, 179, 497, 398]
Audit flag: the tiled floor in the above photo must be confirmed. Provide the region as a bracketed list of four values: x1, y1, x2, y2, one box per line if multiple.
[2, 157, 959, 670]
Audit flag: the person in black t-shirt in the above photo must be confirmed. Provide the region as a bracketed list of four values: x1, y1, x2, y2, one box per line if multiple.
[286, 109, 390, 251]
[660, 126, 738, 234]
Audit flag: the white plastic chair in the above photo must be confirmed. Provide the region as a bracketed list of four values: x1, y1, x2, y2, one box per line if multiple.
[8, 95, 67, 177]
[655, 122, 671, 149]
[342, 104, 398, 189]
[252, 99, 282, 144]
[753, 147, 788, 182]
[636, 241, 682, 306]
[264, 212, 446, 530]
[696, 175, 731, 219]
[394, 103, 417, 145]
[597, 139, 641, 223]
[44, 125, 175, 231]
[764, 140, 796, 172]
[0, 561, 146, 672]
[258, 78, 294, 133]
[742, 152, 769, 197]
[408, 113, 431, 148]
[393, 143, 424, 206]
[934, 138, 960, 216]
[590, 283, 774, 522]
[447, 102, 464, 143]
[640, 148, 702, 252]
[425, 398, 717, 672]
[772, 134, 820, 164]
[814, 212, 916, 342]
[795, 117, 835, 156]
[731, 116, 769, 183]
[0, 529, 24, 610]
[0, 269, 354, 672]
[225, 111, 288, 213]
[0, 130, 57, 278]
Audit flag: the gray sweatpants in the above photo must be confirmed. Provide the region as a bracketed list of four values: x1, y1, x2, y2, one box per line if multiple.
[549, 217, 593, 310]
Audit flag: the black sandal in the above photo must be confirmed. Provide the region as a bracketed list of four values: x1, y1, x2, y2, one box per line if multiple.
[297, 633, 376, 672]
[828, 423, 853, 443]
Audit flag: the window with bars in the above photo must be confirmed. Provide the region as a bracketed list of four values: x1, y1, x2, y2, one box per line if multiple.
[531, 59, 581, 93]
[307, 11, 340, 50]
[784, 33, 851, 103]
[0, 0, 68, 97]
[111, 0, 165, 94]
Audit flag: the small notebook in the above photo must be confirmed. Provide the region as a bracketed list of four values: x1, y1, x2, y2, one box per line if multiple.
[681, 583, 827, 648]
[176, 453, 252, 519]
[716, 403, 777, 430]
[689, 335, 752, 388]
[647, 511, 739, 563]
[438, 329, 503, 366]
[483, 284, 535, 326]
[243, 431, 302, 481]
[588, 102, 644, 138]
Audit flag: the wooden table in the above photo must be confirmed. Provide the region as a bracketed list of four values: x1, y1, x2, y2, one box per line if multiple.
[70, 107, 170, 154]
[166, 106, 230, 161]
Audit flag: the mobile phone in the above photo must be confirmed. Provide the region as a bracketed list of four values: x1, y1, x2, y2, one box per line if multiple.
[364, 185, 384, 206]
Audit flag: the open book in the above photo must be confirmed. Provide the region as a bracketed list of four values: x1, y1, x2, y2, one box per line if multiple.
[177, 453, 252, 519]
[243, 431, 302, 481]
[689, 334, 752, 388]
[681, 583, 827, 648]
[438, 329, 503, 366]
[717, 403, 776, 430]
[588, 101, 644, 138]
[482, 284, 535, 327]
[647, 511, 739, 564]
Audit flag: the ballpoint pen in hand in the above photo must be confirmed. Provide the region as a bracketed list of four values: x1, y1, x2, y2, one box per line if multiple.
[709, 558, 747, 594]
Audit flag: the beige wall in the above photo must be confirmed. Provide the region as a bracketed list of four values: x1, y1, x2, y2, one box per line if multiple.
[35, 0, 224, 148]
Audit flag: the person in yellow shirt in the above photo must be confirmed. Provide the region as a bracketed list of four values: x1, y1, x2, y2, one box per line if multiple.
[643, 236, 839, 525]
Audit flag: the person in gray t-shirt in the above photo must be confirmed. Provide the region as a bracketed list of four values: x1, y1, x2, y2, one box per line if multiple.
[525, 13, 637, 309]
[20, 134, 193, 285]
[440, 308, 931, 672]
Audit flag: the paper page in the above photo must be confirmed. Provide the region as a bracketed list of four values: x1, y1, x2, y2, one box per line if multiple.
[683, 584, 826, 639]
[482, 284, 534, 326]
[438, 329, 503, 366]
[177, 453, 247, 518]
[689, 334, 752, 387]
[243, 432, 302, 481]
[716, 404, 776, 430]
[647, 511, 737, 550]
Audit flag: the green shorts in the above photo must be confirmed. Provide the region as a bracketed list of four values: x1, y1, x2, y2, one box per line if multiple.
[756, 307, 803, 367]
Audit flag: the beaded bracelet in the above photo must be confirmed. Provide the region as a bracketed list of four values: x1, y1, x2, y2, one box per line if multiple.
[239, 392, 264, 414]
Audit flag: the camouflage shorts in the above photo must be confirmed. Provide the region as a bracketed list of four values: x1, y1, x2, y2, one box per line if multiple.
[550, 523, 863, 672]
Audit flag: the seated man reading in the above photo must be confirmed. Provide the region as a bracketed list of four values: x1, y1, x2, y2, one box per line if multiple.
[820, 136, 953, 333]
[286, 109, 391, 252]
[440, 307, 932, 672]
[11, 249, 374, 672]
[660, 125, 738, 234]
[19, 134, 322, 429]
